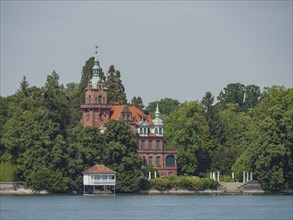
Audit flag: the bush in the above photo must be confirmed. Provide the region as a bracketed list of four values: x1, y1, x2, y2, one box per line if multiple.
[148, 176, 219, 191]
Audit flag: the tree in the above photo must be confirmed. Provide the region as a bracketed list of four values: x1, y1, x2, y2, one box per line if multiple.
[164, 101, 210, 176]
[101, 120, 142, 192]
[211, 104, 256, 174]
[217, 83, 246, 111]
[66, 125, 103, 191]
[43, 71, 71, 132]
[201, 92, 226, 150]
[18, 76, 30, 97]
[105, 65, 127, 105]
[244, 84, 261, 110]
[243, 87, 293, 191]
[130, 96, 143, 108]
[147, 98, 180, 116]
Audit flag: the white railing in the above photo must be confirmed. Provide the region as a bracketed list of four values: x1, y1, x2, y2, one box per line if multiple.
[90, 179, 115, 185]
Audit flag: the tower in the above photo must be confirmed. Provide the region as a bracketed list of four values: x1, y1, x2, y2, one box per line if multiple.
[152, 103, 164, 136]
[80, 48, 112, 128]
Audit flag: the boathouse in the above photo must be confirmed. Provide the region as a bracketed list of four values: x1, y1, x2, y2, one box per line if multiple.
[82, 164, 116, 195]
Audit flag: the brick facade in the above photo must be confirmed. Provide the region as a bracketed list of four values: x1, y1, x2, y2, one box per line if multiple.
[80, 55, 177, 177]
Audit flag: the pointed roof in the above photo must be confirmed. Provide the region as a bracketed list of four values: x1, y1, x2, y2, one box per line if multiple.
[153, 104, 163, 126]
[83, 164, 116, 174]
[91, 47, 102, 89]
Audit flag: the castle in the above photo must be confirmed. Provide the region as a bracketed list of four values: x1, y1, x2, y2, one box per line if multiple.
[80, 53, 177, 177]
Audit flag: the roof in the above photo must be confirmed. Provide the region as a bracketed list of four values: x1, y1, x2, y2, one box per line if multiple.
[82, 164, 117, 174]
[111, 105, 154, 125]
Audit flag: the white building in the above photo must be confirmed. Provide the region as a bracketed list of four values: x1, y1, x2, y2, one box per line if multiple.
[82, 164, 116, 195]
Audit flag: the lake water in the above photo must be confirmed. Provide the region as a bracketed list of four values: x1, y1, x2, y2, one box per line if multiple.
[1, 195, 292, 220]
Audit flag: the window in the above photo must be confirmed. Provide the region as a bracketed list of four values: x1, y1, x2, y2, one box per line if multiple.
[159, 128, 162, 134]
[156, 157, 161, 166]
[149, 156, 153, 167]
[168, 172, 173, 176]
[143, 156, 147, 166]
[155, 128, 158, 134]
[127, 114, 130, 121]
[156, 140, 160, 149]
[149, 140, 152, 149]
[98, 96, 102, 104]
[141, 140, 145, 149]
[166, 155, 175, 167]
[88, 95, 91, 103]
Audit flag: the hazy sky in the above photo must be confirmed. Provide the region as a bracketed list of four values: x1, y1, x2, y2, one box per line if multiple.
[1, 1, 292, 105]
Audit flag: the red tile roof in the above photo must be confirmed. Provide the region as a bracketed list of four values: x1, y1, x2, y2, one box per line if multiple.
[111, 105, 154, 125]
[83, 164, 117, 174]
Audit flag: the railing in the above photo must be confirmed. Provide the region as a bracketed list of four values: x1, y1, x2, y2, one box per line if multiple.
[90, 179, 115, 185]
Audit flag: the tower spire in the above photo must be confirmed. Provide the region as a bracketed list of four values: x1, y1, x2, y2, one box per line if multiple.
[155, 102, 160, 119]
[91, 45, 101, 88]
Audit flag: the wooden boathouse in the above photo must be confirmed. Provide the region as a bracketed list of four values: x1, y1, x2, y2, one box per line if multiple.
[82, 164, 116, 195]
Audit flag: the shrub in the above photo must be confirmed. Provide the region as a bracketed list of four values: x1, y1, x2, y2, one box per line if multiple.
[148, 176, 219, 191]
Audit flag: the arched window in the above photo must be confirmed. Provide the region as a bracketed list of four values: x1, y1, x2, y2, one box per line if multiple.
[88, 95, 91, 103]
[166, 155, 175, 167]
[155, 128, 158, 134]
[159, 128, 162, 134]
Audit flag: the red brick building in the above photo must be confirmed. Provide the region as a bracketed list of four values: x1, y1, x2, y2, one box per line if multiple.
[80, 54, 177, 177]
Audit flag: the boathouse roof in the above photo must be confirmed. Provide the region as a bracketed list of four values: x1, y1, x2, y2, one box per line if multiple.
[82, 164, 117, 174]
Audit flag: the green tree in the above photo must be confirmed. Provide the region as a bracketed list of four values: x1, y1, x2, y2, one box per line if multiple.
[101, 120, 142, 192]
[66, 125, 102, 191]
[211, 104, 256, 174]
[105, 65, 127, 105]
[164, 101, 210, 176]
[147, 98, 180, 116]
[130, 96, 143, 108]
[244, 84, 261, 110]
[43, 71, 71, 132]
[244, 86, 293, 191]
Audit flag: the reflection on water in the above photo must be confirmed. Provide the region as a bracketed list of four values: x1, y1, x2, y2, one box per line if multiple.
[1, 195, 292, 220]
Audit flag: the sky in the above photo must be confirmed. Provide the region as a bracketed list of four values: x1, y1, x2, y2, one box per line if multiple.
[1, 1, 292, 105]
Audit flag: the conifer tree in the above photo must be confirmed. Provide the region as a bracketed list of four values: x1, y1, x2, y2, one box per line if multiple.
[105, 65, 127, 105]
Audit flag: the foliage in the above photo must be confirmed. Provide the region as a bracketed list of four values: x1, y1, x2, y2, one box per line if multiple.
[164, 101, 211, 176]
[217, 83, 260, 112]
[0, 162, 16, 182]
[147, 98, 180, 116]
[211, 106, 256, 174]
[147, 176, 219, 191]
[130, 96, 143, 108]
[101, 120, 142, 193]
[244, 87, 293, 191]
[105, 65, 127, 105]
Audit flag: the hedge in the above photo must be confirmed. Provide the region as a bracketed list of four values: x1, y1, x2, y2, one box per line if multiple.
[141, 176, 219, 191]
